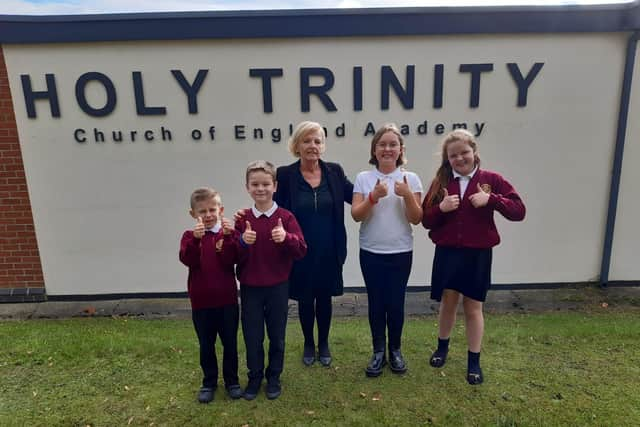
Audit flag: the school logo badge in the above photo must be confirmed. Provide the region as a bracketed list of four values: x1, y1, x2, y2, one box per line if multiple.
[480, 183, 492, 193]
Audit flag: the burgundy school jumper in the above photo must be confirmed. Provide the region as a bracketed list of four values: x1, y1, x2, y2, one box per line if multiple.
[422, 169, 525, 248]
[179, 229, 239, 309]
[234, 207, 307, 285]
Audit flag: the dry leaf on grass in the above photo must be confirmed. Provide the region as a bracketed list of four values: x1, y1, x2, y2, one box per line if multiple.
[372, 392, 382, 401]
[359, 392, 367, 398]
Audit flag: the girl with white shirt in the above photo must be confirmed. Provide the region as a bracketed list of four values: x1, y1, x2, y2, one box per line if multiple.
[351, 124, 423, 377]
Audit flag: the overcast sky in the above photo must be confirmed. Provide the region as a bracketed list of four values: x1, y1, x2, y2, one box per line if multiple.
[1, 0, 633, 15]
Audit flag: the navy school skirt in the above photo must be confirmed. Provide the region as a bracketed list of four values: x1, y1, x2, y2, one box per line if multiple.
[430, 245, 493, 302]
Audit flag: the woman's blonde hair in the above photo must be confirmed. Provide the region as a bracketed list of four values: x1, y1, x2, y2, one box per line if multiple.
[287, 121, 326, 158]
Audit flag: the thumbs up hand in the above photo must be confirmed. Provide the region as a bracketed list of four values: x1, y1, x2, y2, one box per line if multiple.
[221, 214, 234, 236]
[370, 178, 388, 204]
[394, 174, 412, 198]
[469, 182, 490, 208]
[271, 217, 286, 244]
[193, 216, 205, 239]
[439, 188, 460, 213]
[243, 221, 257, 245]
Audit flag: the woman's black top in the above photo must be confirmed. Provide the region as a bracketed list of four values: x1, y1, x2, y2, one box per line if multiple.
[274, 159, 353, 300]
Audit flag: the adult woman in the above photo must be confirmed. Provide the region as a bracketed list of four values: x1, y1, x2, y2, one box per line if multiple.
[274, 121, 353, 367]
[351, 123, 423, 377]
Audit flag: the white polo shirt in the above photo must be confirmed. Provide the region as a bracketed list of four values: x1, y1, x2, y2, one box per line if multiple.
[353, 167, 423, 254]
[452, 166, 478, 197]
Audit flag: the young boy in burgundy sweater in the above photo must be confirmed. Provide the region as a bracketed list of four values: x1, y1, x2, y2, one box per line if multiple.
[235, 160, 307, 400]
[179, 187, 243, 403]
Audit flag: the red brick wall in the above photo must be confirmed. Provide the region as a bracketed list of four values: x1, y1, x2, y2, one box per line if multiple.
[0, 45, 46, 295]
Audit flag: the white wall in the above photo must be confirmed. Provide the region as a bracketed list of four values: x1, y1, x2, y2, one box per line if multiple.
[3, 33, 629, 295]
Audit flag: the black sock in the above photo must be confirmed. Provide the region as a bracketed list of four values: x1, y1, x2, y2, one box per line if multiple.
[437, 337, 450, 353]
[467, 350, 481, 373]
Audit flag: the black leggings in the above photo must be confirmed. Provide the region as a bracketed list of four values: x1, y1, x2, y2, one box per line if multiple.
[298, 294, 332, 347]
[360, 249, 412, 352]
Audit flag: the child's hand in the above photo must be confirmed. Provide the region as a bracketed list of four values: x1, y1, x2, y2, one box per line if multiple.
[221, 215, 234, 236]
[469, 183, 490, 208]
[193, 217, 205, 239]
[243, 221, 257, 245]
[271, 218, 286, 243]
[233, 209, 247, 222]
[394, 175, 412, 198]
[370, 179, 388, 203]
[439, 189, 460, 212]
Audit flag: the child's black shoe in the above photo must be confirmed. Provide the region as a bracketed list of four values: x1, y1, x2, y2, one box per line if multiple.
[265, 378, 281, 400]
[226, 384, 243, 400]
[243, 379, 261, 401]
[365, 351, 386, 377]
[389, 349, 407, 374]
[467, 367, 484, 385]
[429, 349, 448, 368]
[467, 350, 483, 384]
[197, 387, 215, 403]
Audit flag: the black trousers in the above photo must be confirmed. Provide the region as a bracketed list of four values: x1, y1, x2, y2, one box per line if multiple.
[191, 304, 240, 389]
[240, 282, 289, 382]
[360, 249, 412, 353]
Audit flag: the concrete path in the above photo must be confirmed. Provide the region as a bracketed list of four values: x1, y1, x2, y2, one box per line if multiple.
[1, 285, 638, 320]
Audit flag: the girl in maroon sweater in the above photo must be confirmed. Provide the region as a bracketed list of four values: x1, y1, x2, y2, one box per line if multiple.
[422, 129, 525, 385]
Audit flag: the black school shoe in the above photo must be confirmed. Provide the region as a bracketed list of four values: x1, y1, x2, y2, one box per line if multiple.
[365, 351, 386, 377]
[389, 350, 407, 374]
[197, 387, 215, 404]
[429, 349, 448, 368]
[226, 384, 243, 400]
[243, 379, 262, 401]
[467, 367, 484, 385]
[265, 378, 282, 400]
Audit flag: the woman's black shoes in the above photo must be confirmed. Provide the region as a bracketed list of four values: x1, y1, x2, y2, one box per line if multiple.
[302, 344, 315, 366]
[318, 343, 332, 367]
[365, 351, 387, 377]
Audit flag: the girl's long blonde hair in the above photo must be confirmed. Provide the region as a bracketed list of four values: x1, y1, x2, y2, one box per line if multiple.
[425, 129, 480, 207]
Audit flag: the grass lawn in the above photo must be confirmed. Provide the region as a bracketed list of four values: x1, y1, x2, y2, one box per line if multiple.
[1, 309, 639, 426]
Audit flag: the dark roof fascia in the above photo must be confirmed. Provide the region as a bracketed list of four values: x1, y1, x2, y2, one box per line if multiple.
[1, 3, 640, 44]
